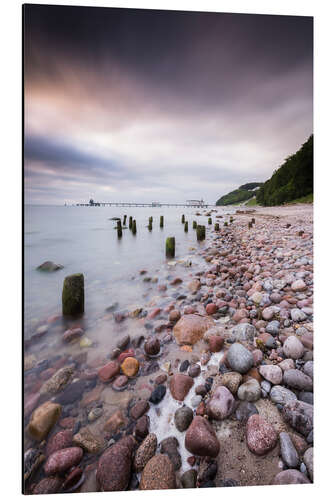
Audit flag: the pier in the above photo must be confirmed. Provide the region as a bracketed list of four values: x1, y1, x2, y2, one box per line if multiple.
[75, 200, 212, 208]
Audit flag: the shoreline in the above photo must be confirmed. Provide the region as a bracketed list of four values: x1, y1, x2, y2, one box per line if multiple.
[24, 203, 313, 492]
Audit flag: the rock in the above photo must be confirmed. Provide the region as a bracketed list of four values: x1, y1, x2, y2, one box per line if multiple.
[266, 320, 280, 336]
[283, 336, 305, 359]
[283, 369, 313, 391]
[112, 375, 128, 390]
[179, 360, 190, 372]
[116, 334, 130, 350]
[218, 372, 242, 394]
[252, 349, 263, 366]
[62, 466, 83, 492]
[135, 415, 150, 440]
[237, 379, 261, 402]
[32, 476, 63, 494]
[181, 469, 197, 488]
[121, 357, 139, 377]
[130, 400, 150, 419]
[98, 361, 120, 382]
[24, 392, 40, 418]
[259, 365, 283, 385]
[134, 433, 157, 471]
[24, 448, 44, 481]
[291, 308, 307, 322]
[291, 279, 307, 292]
[62, 273, 84, 316]
[160, 436, 181, 470]
[188, 279, 201, 293]
[140, 454, 176, 490]
[246, 414, 278, 455]
[303, 360, 313, 379]
[73, 426, 103, 453]
[206, 303, 218, 315]
[207, 386, 235, 420]
[28, 401, 62, 441]
[188, 364, 201, 377]
[278, 359, 295, 371]
[208, 336, 224, 352]
[227, 343, 253, 374]
[279, 432, 299, 468]
[96, 436, 135, 491]
[185, 416, 220, 457]
[63, 328, 84, 343]
[40, 366, 74, 394]
[270, 385, 297, 405]
[273, 469, 310, 484]
[303, 447, 313, 481]
[104, 409, 127, 433]
[150, 385, 166, 404]
[55, 380, 87, 406]
[37, 261, 64, 272]
[262, 307, 275, 321]
[230, 323, 256, 342]
[169, 310, 181, 322]
[174, 406, 193, 431]
[46, 429, 72, 456]
[235, 401, 258, 423]
[170, 373, 194, 401]
[44, 447, 83, 475]
[173, 314, 214, 345]
[282, 400, 313, 436]
[299, 391, 313, 405]
[88, 407, 103, 422]
[144, 337, 160, 356]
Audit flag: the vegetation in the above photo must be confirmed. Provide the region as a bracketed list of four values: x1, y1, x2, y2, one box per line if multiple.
[256, 136, 313, 206]
[216, 183, 263, 206]
[245, 197, 258, 206]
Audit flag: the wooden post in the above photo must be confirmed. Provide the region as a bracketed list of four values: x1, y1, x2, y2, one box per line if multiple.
[196, 225, 206, 241]
[132, 220, 137, 234]
[166, 237, 175, 258]
[248, 221, 252, 229]
[62, 273, 84, 316]
[251, 218, 255, 224]
[123, 215, 127, 225]
[160, 215, 164, 228]
[181, 214, 185, 223]
[208, 217, 212, 225]
[184, 221, 188, 232]
[215, 223, 219, 231]
[129, 216, 133, 230]
[117, 227, 122, 238]
[224, 221, 228, 226]
[193, 221, 197, 229]
[148, 218, 152, 231]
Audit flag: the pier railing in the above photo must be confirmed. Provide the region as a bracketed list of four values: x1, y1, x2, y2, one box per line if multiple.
[75, 202, 212, 208]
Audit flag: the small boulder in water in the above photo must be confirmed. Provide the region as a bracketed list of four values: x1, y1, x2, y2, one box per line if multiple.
[37, 261, 64, 272]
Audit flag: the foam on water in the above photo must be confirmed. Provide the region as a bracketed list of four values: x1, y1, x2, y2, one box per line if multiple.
[147, 350, 224, 473]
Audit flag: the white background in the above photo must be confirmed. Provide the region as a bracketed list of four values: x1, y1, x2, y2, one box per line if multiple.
[0, 0, 332, 498]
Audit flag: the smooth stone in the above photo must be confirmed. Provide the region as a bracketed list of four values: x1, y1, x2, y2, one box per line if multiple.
[134, 415, 150, 440]
[303, 360, 313, 379]
[37, 261, 63, 272]
[237, 379, 261, 402]
[121, 357, 139, 377]
[235, 401, 258, 423]
[98, 361, 120, 382]
[117, 335, 130, 350]
[45, 429, 72, 456]
[140, 454, 176, 490]
[207, 386, 235, 419]
[290, 308, 307, 322]
[230, 323, 256, 342]
[279, 432, 300, 468]
[174, 406, 193, 432]
[181, 469, 197, 488]
[160, 436, 182, 470]
[173, 314, 214, 345]
[303, 447, 313, 481]
[282, 400, 313, 436]
[112, 375, 128, 390]
[185, 416, 220, 457]
[270, 385, 297, 405]
[96, 436, 135, 491]
[134, 433, 157, 472]
[266, 320, 280, 336]
[218, 371, 242, 394]
[144, 337, 160, 356]
[28, 401, 62, 441]
[188, 364, 201, 377]
[261, 380, 271, 393]
[299, 391, 314, 405]
[130, 400, 150, 419]
[208, 335, 224, 352]
[291, 279, 307, 292]
[246, 414, 278, 455]
[283, 336, 305, 359]
[169, 373, 194, 401]
[44, 447, 83, 475]
[40, 366, 74, 395]
[283, 369, 313, 391]
[150, 385, 166, 404]
[227, 343, 253, 374]
[278, 359, 295, 371]
[259, 365, 283, 385]
[73, 426, 103, 454]
[273, 469, 310, 484]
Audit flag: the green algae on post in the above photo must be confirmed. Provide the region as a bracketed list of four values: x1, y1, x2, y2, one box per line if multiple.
[62, 273, 84, 316]
[166, 237, 175, 258]
[192, 221, 197, 229]
[208, 217, 212, 225]
[224, 221, 228, 226]
[196, 225, 206, 241]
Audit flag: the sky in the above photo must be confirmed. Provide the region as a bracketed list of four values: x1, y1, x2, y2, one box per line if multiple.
[24, 5, 313, 205]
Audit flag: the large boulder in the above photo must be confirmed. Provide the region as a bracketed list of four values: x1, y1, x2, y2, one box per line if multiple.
[173, 314, 214, 345]
[140, 454, 176, 490]
[227, 343, 253, 374]
[28, 401, 62, 441]
[206, 386, 235, 420]
[246, 414, 278, 455]
[96, 436, 135, 491]
[62, 273, 84, 316]
[169, 373, 194, 401]
[185, 416, 220, 457]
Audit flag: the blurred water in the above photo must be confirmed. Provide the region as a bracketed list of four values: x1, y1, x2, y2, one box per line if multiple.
[24, 204, 233, 336]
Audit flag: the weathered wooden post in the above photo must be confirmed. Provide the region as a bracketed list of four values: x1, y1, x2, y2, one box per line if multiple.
[196, 225, 206, 241]
[181, 214, 185, 224]
[166, 237, 175, 258]
[251, 218, 255, 224]
[230, 216, 234, 223]
[248, 221, 252, 229]
[224, 221, 228, 227]
[208, 217, 212, 225]
[148, 218, 152, 231]
[117, 226, 122, 238]
[123, 215, 127, 225]
[193, 221, 197, 229]
[132, 220, 137, 234]
[62, 273, 84, 316]
[117, 220, 121, 230]
[215, 223, 220, 231]
[160, 215, 164, 228]
[184, 221, 188, 232]
[129, 216, 133, 230]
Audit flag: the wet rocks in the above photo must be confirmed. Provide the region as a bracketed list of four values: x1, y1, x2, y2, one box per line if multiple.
[283, 369, 313, 391]
[273, 469, 310, 484]
[270, 385, 297, 405]
[130, 400, 150, 419]
[40, 366, 73, 394]
[188, 279, 201, 293]
[46, 429, 72, 456]
[55, 380, 87, 405]
[230, 323, 256, 342]
[185, 416, 220, 457]
[174, 406, 193, 431]
[206, 303, 218, 315]
[235, 401, 258, 423]
[96, 436, 135, 491]
[112, 375, 128, 390]
[291, 308, 307, 322]
[227, 343, 253, 374]
[283, 336, 305, 359]
[134, 415, 150, 440]
[207, 386, 234, 420]
[150, 385, 166, 404]
[140, 454, 176, 490]
[279, 432, 300, 468]
[104, 409, 127, 433]
[246, 414, 278, 455]
[237, 379, 261, 402]
[144, 337, 160, 356]
[44, 447, 83, 475]
[24, 448, 45, 481]
[259, 365, 283, 385]
[121, 357, 139, 377]
[32, 476, 63, 494]
[28, 401, 62, 441]
[98, 361, 120, 382]
[73, 426, 103, 454]
[303, 447, 313, 481]
[208, 336, 224, 352]
[188, 363, 201, 378]
[173, 314, 214, 345]
[181, 469, 197, 488]
[37, 261, 64, 272]
[134, 433, 157, 471]
[170, 373, 194, 401]
[63, 328, 84, 343]
[216, 372, 242, 395]
[282, 400, 313, 436]
[160, 436, 181, 470]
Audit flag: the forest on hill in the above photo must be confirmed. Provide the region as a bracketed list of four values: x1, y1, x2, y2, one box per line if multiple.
[216, 183, 263, 206]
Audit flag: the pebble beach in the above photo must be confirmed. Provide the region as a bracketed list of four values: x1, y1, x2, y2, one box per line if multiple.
[23, 203, 314, 493]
